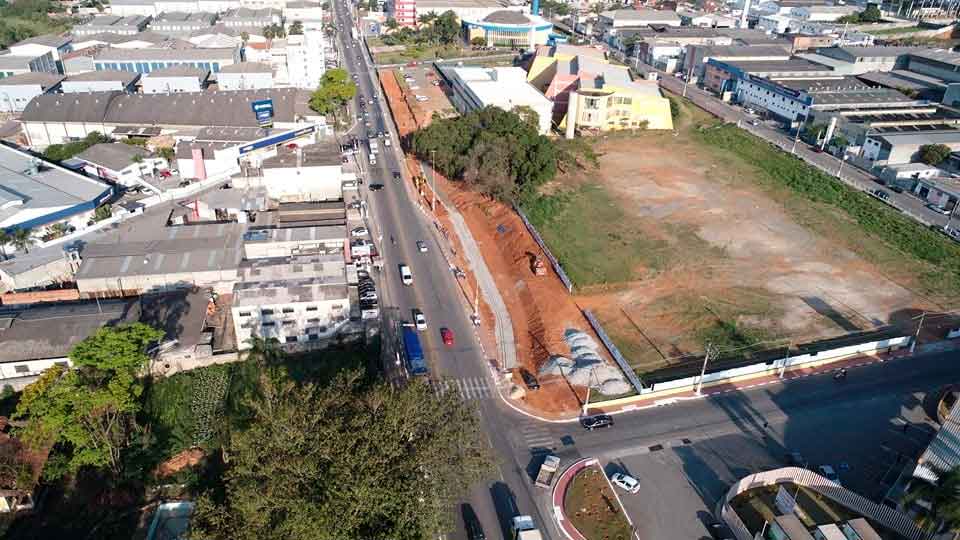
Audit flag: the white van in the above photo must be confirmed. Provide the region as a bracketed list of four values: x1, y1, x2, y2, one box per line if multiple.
[400, 264, 413, 285]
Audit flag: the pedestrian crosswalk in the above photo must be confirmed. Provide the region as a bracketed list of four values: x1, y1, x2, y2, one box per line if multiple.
[519, 422, 555, 451]
[430, 377, 492, 401]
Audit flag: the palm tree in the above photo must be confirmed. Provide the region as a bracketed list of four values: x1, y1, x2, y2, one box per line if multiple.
[0, 230, 10, 260]
[907, 466, 960, 533]
[10, 228, 33, 255]
[418, 12, 437, 26]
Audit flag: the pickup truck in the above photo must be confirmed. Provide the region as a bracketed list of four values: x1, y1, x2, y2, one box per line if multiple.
[534, 455, 560, 489]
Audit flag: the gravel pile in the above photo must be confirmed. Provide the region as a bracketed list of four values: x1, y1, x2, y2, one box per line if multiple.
[538, 329, 632, 396]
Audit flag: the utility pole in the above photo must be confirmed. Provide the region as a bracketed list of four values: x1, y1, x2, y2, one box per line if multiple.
[911, 311, 926, 354]
[837, 155, 848, 178]
[430, 149, 437, 212]
[696, 343, 714, 395]
[791, 107, 810, 155]
[779, 341, 791, 378]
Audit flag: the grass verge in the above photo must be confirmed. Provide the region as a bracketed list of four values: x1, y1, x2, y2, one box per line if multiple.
[695, 123, 960, 301]
[564, 467, 633, 540]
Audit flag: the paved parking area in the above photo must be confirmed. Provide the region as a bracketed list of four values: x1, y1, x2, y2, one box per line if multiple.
[397, 65, 455, 119]
[598, 389, 937, 540]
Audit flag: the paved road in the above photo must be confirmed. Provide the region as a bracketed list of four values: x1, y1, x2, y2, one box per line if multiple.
[655, 74, 953, 229]
[332, 10, 960, 539]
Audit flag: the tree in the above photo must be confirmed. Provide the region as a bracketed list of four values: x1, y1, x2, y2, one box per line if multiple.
[10, 228, 32, 255]
[14, 324, 164, 479]
[919, 143, 952, 165]
[240, 31, 249, 43]
[861, 4, 882, 22]
[432, 10, 460, 45]
[0, 230, 10, 261]
[908, 467, 960, 532]
[190, 370, 495, 540]
[385, 17, 399, 31]
[309, 68, 358, 122]
[417, 12, 436, 26]
[158, 146, 175, 163]
[470, 36, 486, 47]
[288, 20, 304, 35]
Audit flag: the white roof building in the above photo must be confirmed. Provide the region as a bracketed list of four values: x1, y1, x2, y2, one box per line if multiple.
[445, 66, 553, 135]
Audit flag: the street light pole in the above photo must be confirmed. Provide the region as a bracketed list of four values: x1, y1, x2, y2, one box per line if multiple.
[910, 311, 926, 354]
[837, 155, 848, 178]
[430, 149, 437, 212]
[791, 107, 810, 155]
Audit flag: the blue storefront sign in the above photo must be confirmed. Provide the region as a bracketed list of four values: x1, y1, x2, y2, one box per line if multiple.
[251, 99, 274, 127]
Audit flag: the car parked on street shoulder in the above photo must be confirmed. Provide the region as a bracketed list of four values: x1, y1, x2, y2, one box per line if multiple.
[519, 368, 539, 390]
[580, 414, 613, 430]
[441, 327, 454, 346]
[414, 309, 427, 331]
[350, 226, 369, 237]
[416, 240, 428, 252]
[610, 473, 640, 494]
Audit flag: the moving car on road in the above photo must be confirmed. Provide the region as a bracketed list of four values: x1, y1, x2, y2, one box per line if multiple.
[369, 183, 384, 191]
[414, 309, 427, 330]
[416, 240, 428, 252]
[610, 473, 640, 494]
[351, 226, 368, 237]
[400, 264, 413, 285]
[534, 455, 560, 489]
[580, 414, 614, 431]
[440, 327, 454, 346]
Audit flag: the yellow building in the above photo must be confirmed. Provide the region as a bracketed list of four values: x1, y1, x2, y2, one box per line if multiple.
[526, 44, 673, 136]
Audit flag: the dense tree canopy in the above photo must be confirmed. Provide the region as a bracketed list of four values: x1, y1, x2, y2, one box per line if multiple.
[43, 131, 111, 162]
[381, 10, 460, 46]
[409, 106, 559, 201]
[919, 143, 952, 166]
[0, 0, 72, 49]
[14, 323, 163, 479]
[309, 68, 357, 115]
[190, 368, 495, 540]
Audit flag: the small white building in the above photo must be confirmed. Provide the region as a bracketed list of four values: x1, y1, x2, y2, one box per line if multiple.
[258, 143, 343, 202]
[216, 62, 274, 90]
[7, 34, 73, 64]
[60, 69, 140, 93]
[0, 73, 64, 113]
[141, 65, 209, 93]
[757, 14, 798, 34]
[285, 30, 326, 89]
[0, 52, 59, 79]
[232, 254, 350, 350]
[445, 66, 553, 135]
[789, 5, 859, 22]
[598, 9, 681, 30]
[283, 0, 325, 31]
[75, 143, 168, 187]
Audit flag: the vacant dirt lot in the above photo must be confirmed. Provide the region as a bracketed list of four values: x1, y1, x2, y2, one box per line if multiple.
[556, 115, 928, 375]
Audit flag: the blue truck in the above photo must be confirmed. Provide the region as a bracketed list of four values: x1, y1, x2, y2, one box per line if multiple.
[402, 327, 428, 376]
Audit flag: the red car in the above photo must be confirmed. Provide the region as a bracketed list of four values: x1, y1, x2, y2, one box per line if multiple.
[440, 327, 454, 346]
[159, 170, 172, 178]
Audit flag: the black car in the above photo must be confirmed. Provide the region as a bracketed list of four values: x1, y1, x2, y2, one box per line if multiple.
[706, 518, 735, 540]
[580, 414, 614, 431]
[369, 183, 384, 191]
[519, 368, 540, 390]
[462, 504, 485, 540]
[890, 185, 904, 194]
[393, 171, 402, 180]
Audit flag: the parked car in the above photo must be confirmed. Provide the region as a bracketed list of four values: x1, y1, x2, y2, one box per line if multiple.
[890, 184, 904, 194]
[413, 309, 427, 330]
[369, 183, 384, 191]
[519, 368, 539, 390]
[580, 414, 613, 430]
[441, 327, 454, 346]
[351, 226, 369, 237]
[416, 240, 428, 252]
[393, 171, 402, 181]
[871, 189, 889, 201]
[706, 517, 735, 540]
[610, 473, 640, 494]
[415, 95, 429, 102]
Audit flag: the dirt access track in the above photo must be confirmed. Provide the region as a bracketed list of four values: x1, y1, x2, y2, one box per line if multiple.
[379, 67, 611, 416]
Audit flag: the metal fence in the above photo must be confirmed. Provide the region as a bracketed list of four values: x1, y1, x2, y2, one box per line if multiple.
[721, 467, 928, 540]
[582, 309, 645, 393]
[513, 205, 574, 293]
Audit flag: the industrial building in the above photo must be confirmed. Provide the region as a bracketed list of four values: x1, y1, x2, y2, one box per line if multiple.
[597, 8, 681, 33]
[242, 225, 346, 259]
[0, 73, 64, 113]
[73, 15, 153, 37]
[60, 70, 141, 93]
[92, 47, 241, 74]
[906, 49, 960, 84]
[141, 65, 210, 92]
[0, 53, 59, 79]
[220, 7, 281, 28]
[808, 105, 960, 147]
[862, 129, 960, 165]
[443, 66, 553, 135]
[683, 44, 791, 78]
[258, 141, 345, 201]
[7, 34, 73, 65]
[20, 88, 319, 148]
[216, 62, 274, 90]
[0, 143, 114, 233]
[149, 11, 218, 37]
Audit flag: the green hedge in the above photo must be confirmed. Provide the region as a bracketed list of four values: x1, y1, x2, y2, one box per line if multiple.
[698, 124, 960, 295]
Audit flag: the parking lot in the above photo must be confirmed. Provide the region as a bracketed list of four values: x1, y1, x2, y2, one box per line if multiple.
[395, 65, 456, 120]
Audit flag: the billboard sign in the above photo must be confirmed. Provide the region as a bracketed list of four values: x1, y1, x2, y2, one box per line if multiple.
[251, 99, 274, 127]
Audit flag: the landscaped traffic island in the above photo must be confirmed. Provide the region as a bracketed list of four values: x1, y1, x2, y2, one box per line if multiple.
[563, 466, 633, 540]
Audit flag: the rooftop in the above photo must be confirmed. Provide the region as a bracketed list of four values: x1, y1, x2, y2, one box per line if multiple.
[79, 15, 149, 28]
[261, 142, 342, 169]
[238, 254, 345, 283]
[144, 65, 209, 78]
[723, 58, 834, 73]
[0, 299, 140, 364]
[222, 7, 278, 18]
[819, 45, 930, 59]
[857, 70, 948, 91]
[693, 44, 790, 58]
[95, 47, 237, 61]
[217, 61, 273, 74]
[153, 11, 217, 23]
[75, 143, 150, 171]
[482, 10, 531, 24]
[0, 144, 112, 226]
[870, 129, 960, 145]
[601, 8, 681, 22]
[909, 48, 960, 68]
[242, 225, 347, 244]
[21, 88, 311, 128]
[0, 56, 41, 71]
[450, 65, 552, 108]
[64, 69, 140, 85]
[415, 0, 506, 7]
[285, 0, 323, 7]
[233, 278, 349, 307]
[10, 34, 72, 49]
[0, 72, 64, 88]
